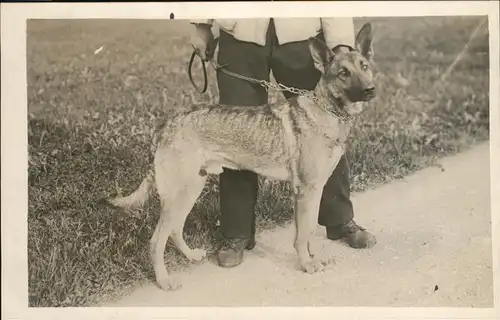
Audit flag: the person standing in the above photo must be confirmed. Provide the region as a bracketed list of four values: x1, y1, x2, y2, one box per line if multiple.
[190, 17, 377, 268]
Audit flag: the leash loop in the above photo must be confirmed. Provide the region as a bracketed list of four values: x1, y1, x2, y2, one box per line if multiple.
[188, 49, 208, 94]
[189, 38, 277, 93]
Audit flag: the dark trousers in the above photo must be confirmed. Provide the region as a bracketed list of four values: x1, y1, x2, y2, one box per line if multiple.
[217, 20, 354, 240]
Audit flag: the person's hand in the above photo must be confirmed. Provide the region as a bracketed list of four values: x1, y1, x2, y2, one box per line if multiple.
[190, 23, 215, 61]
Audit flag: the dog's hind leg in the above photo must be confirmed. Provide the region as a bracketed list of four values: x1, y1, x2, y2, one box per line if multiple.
[149, 198, 180, 291]
[149, 154, 187, 291]
[170, 175, 208, 262]
[150, 147, 206, 291]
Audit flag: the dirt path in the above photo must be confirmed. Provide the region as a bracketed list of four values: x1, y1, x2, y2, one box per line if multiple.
[103, 142, 493, 307]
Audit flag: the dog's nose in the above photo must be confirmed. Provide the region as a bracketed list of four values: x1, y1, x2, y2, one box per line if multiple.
[363, 86, 376, 95]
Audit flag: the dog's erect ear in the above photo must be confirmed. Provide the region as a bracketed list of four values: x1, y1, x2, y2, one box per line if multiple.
[308, 37, 333, 74]
[355, 23, 374, 60]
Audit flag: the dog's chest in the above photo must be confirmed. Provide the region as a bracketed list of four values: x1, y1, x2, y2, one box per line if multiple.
[289, 97, 351, 147]
[300, 116, 351, 152]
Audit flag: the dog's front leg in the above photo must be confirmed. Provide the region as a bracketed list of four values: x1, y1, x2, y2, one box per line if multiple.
[290, 157, 300, 196]
[293, 184, 325, 274]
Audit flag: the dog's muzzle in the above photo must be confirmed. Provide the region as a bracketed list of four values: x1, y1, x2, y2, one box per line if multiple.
[348, 86, 376, 102]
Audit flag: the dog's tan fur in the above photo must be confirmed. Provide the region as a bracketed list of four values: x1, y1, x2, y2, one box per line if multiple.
[108, 23, 375, 291]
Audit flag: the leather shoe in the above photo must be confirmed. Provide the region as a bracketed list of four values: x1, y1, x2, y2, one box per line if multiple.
[216, 237, 256, 268]
[326, 220, 377, 249]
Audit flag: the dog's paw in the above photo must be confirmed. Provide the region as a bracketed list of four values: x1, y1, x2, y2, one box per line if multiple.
[157, 276, 182, 291]
[186, 248, 207, 262]
[301, 259, 325, 274]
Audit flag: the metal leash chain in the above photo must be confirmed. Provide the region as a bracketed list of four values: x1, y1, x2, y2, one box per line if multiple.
[259, 81, 309, 96]
[257, 81, 311, 103]
[189, 45, 310, 98]
[188, 45, 351, 121]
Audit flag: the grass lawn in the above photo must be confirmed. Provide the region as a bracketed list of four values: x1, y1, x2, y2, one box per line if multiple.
[27, 16, 489, 307]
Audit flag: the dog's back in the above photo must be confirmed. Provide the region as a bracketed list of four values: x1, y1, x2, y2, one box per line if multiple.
[155, 103, 290, 167]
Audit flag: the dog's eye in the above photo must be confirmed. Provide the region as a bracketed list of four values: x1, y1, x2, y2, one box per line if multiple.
[339, 68, 349, 77]
[361, 62, 369, 70]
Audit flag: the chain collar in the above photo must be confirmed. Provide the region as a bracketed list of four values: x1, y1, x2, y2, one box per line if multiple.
[259, 80, 353, 123]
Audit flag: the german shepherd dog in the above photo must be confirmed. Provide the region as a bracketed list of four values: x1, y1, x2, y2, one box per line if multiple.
[107, 22, 375, 291]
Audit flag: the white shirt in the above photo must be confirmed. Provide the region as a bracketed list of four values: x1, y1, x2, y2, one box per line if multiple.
[191, 18, 355, 49]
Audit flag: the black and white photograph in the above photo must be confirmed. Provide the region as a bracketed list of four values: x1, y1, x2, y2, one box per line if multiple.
[2, 1, 499, 319]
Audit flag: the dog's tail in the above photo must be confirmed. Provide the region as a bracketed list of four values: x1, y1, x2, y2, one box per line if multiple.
[107, 169, 155, 210]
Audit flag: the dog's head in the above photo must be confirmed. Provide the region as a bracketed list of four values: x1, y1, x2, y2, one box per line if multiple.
[308, 22, 375, 109]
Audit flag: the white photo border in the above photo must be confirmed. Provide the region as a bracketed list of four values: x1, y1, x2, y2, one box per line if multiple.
[1, 1, 498, 319]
